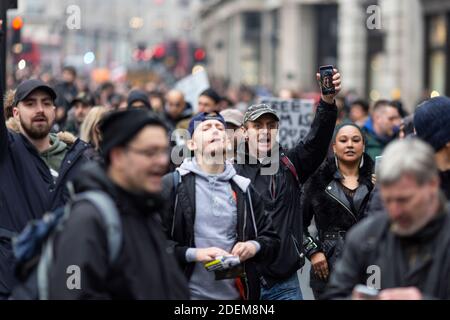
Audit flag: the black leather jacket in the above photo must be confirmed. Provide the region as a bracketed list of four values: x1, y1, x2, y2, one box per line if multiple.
[302, 153, 374, 292]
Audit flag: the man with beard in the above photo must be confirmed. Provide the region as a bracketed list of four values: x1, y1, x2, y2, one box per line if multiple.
[0, 79, 92, 298]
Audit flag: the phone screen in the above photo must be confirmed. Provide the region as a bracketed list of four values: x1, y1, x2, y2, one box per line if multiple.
[319, 65, 335, 95]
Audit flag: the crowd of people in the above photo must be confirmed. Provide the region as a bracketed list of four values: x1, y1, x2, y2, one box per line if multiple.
[1, 64, 450, 300]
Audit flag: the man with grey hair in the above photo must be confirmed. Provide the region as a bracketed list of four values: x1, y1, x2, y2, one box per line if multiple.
[325, 139, 450, 300]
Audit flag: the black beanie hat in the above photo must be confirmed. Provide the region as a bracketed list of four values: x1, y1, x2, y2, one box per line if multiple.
[127, 90, 152, 110]
[199, 88, 221, 104]
[99, 109, 167, 163]
[414, 96, 450, 152]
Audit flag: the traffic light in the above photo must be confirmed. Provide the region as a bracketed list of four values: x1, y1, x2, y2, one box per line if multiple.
[193, 47, 206, 63]
[152, 44, 166, 62]
[11, 16, 23, 54]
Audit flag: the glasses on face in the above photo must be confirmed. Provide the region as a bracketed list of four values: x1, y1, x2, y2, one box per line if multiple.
[125, 145, 170, 159]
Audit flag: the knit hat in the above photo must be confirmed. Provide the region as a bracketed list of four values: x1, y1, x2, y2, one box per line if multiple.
[99, 109, 167, 162]
[127, 90, 152, 110]
[414, 96, 450, 151]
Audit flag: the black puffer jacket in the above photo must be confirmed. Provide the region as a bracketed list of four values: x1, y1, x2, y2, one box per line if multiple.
[302, 153, 374, 294]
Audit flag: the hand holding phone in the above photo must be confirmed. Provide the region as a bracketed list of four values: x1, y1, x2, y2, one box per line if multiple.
[319, 65, 335, 95]
[317, 66, 341, 104]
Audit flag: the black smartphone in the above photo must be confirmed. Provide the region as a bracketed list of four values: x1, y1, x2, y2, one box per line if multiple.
[319, 65, 335, 95]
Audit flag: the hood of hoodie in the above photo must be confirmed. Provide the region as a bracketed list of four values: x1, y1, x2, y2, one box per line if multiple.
[179, 158, 236, 181]
[178, 158, 251, 192]
[41, 133, 68, 157]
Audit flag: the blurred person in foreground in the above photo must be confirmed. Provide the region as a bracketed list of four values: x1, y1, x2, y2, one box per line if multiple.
[325, 139, 450, 300]
[49, 109, 189, 299]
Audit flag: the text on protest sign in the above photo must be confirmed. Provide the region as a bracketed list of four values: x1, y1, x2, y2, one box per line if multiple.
[259, 98, 315, 149]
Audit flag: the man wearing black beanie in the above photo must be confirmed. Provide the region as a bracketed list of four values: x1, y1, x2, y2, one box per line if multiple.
[414, 96, 450, 198]
[127, 89, 152, 110]
[48, 109, 190, 299]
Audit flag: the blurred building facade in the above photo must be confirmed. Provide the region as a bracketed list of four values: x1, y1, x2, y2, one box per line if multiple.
[199, 0, 450, 112]
[10, 0, 201, 76]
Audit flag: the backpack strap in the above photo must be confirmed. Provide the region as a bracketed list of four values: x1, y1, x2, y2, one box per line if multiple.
[171, 170, 181, 238]
[280, 152, 300, 185]
[37, 190, 122, 300]
[75, 191, 122, 264]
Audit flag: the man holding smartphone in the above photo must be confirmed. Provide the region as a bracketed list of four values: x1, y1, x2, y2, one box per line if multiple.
[234, 67, 341, 300]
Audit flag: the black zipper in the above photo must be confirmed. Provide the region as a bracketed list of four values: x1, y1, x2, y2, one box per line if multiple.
[325, 188, 358, 223]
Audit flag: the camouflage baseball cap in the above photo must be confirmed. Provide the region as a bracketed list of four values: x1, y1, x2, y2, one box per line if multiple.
[243, 103, 280, 123]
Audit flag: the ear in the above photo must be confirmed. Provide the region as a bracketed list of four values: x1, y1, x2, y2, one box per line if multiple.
[109, 147, 126, 170]
[241, 125, 248, 141]
[13, 106, 20, 120]
[187, 139, 197, 152]
[332, 143, 337, 154]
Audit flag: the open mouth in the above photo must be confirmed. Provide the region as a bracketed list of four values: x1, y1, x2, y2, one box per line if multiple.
[209, 137, 222, 144]
[33, 117, 47, 123]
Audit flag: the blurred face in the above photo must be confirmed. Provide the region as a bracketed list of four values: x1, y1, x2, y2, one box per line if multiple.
[333, 126, 365, 165]
[198, 95, 217, 113]
[130, 101, 147, 109]
[150, 96, 164, 113]
[111, 126, 169, 194]
[166, 92, 185, 119]
[226, 123, 244, 154]
[14, 90, 55, 140]
[244, 114, 279, 158]
[62, 70, 76, 83]
[188, 119, 228, 161]
[74, 102, 92, 124]
[374, 106, 401, 137]
[349, 104, 367, 122]
[381, 174, 439, 236]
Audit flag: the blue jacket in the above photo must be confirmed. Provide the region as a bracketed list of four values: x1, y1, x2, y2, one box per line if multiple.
[0, 110, 93, 297]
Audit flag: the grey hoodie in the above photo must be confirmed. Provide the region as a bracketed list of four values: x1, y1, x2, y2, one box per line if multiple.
[178, 158, 250, 300]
